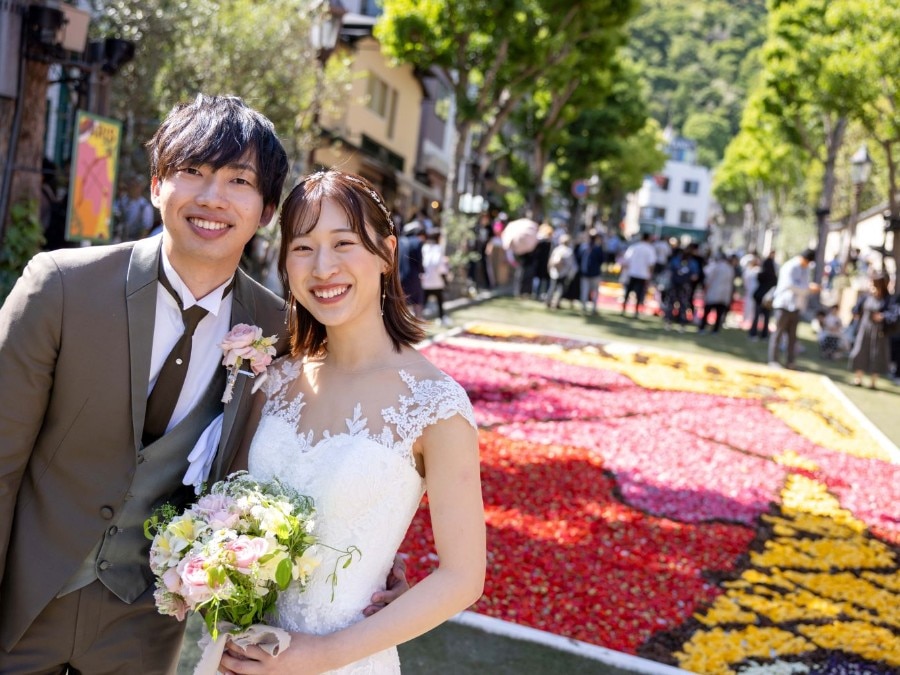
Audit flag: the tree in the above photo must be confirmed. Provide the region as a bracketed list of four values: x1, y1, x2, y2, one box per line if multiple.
[744, 0, 878, 282]
[0, 57, 48, 274]
[825, 0, 900, 273]
[551, 62, 666, 225]
[93, 0, 350, 182]
[495, 55, 652, 220]
[376, 0, 638, 212]
[714, 87, 805, 249]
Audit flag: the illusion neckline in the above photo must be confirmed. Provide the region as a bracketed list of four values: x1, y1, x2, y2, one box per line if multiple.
[306, 356, 424, 376]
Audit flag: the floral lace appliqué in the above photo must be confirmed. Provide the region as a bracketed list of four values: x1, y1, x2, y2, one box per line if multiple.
[261, 359, 475, 467]
[381, 371, 476, 466]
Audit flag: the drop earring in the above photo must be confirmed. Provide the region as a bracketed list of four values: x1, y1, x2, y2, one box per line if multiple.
[380, 275, 386, 316]
[284, 293, 293, 325]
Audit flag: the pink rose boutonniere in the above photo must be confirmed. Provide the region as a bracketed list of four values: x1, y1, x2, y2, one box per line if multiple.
[220, 324, 278, 403]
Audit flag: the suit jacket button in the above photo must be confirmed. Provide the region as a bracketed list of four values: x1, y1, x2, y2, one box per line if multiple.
[138, 454, 146, 464]
[98, 560, 112, 571]
[100, 506, 114, 519]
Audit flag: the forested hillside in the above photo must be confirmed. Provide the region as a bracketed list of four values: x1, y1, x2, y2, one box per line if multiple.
[625, 0, 768, 167]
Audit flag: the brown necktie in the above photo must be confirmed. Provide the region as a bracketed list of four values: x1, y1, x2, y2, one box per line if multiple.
[142, 275, 209, 446]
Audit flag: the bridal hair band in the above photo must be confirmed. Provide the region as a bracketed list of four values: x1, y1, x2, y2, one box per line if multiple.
[342, 173, 395, 234]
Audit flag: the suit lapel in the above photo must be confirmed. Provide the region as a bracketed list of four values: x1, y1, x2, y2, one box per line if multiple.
[125, 238, 162, 453]
[212, 271, 257, 479]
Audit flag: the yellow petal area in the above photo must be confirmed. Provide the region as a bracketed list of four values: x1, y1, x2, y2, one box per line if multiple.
[781, 571, 900, 627]
[675, 626, 813, 675]
[796, 622, 900, 667]
[676, 474, 899, 673]
[462, 323, 894, 461]
[753, 536, 896, 569]
[862, 570, 900, 593]
[772, 450, 819, 472]
[694, 595, 759, 626]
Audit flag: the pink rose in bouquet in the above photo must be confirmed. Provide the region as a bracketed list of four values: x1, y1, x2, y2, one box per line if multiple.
[226, 535, 270, 574]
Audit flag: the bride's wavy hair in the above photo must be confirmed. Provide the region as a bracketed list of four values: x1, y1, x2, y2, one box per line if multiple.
[277, 170, 425, 357]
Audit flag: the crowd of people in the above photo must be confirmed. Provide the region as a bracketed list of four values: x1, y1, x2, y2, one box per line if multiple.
[454, 214, 900, 386]
[39, 170, 900, 388]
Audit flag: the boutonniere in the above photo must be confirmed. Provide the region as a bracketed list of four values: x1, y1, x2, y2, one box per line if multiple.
[220, 324, 278, 403]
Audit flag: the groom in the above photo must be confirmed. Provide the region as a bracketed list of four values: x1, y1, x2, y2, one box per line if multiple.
[0, 95, 402, 674]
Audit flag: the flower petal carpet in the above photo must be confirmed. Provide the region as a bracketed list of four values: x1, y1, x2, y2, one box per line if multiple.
[401, 324, 900, 675]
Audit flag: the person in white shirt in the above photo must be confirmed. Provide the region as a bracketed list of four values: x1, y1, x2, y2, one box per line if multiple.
[620, 232, 657, 318]
[421, 230, 451, 325]
[768, 248, 819, 369]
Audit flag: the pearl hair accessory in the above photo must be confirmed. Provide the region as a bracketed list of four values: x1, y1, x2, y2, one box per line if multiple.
[343, 174, 394, 234]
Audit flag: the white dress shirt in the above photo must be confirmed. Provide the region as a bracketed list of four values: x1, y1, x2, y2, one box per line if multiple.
[150, 251, 234, 434]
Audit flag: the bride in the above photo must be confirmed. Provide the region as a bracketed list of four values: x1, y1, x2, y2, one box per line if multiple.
[220, 171, 485, 674]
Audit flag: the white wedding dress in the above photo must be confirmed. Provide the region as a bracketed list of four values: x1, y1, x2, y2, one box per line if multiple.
[247, 357, 476, 674]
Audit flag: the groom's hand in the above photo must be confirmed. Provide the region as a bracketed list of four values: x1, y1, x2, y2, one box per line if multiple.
[362, 554, 409, 616]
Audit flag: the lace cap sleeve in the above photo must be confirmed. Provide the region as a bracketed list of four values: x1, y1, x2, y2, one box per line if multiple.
[385, 371, 476, 449]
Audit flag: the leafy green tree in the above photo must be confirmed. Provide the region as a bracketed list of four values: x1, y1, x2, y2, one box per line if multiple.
[714, 88, 804, 234]
[376, 0, 638, 211]
[825, 0, 900, 272]
[551, 62, 665, 225]
[753, 0, 894, 280]
[495, 55, 652, 220]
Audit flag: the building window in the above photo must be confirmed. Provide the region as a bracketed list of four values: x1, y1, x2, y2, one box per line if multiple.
[387, 89, 398, 139]
[361, 134, 405, 173]
[434, 84, 451, 122]
[653, 175, 669, 191]
[367, 74, 391, 118]
[679, 210, 695, 225]
[641, 206, 666, 221]
[683, 180, 699, 195]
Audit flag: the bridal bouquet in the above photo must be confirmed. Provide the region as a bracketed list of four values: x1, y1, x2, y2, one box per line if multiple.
[145, 471, 322, 666]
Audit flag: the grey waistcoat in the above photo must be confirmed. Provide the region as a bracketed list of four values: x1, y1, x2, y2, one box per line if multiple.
[59, 366, 226, 601]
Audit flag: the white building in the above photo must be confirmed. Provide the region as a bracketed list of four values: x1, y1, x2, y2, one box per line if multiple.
[624, 136, 713, 243]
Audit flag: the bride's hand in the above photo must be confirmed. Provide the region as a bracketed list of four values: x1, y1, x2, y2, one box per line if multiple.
[362, 554, 409, 617]
[220, 634, 326, 674]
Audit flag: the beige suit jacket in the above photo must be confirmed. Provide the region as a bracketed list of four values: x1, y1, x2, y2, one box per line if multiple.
[0, 237, 288, 649]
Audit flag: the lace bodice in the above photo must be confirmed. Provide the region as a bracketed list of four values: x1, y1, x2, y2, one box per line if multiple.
[247, 356, 475, 674]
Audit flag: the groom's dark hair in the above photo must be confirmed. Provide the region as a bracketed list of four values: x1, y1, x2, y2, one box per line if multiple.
[146, 94, 289, 210]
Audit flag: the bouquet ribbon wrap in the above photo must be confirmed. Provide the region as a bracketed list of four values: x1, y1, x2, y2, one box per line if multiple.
[194, 622, 292, 675]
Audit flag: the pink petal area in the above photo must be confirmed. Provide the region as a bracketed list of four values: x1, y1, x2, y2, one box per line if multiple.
[422, 343, 634, 391]
[477, 383, 752, 427]
[501, 417, 787, 525]
[667, 402, 900, 541]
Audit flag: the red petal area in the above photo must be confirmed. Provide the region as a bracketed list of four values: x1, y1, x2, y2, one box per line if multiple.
[401, 431, 755, 653]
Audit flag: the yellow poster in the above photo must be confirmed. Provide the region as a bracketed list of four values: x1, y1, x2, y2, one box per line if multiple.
[67, 111, 122, 242]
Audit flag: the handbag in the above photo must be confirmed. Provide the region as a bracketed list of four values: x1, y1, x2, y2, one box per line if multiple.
[760, 286, 776, 310]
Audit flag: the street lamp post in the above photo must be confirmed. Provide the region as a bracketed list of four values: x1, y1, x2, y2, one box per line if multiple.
[307, 0, 346, 172]
[844, 143, 873, 266]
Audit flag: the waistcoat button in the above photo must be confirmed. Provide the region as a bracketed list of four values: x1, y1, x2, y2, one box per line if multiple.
[100, 506, 114, 520]
[98, 560, 111, 570]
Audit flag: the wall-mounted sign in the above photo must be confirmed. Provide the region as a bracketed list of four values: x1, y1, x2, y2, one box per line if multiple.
[67, 111, 122, 242]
